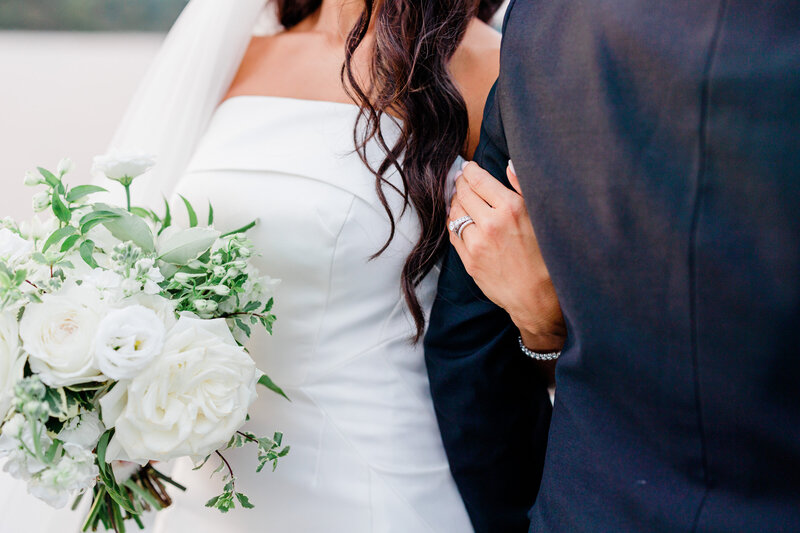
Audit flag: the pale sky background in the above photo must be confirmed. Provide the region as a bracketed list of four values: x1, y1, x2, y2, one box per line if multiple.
[0, 31, 164, 222]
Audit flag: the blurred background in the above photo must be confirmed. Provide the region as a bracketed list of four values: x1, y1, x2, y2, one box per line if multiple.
[0, 0, 188, 223]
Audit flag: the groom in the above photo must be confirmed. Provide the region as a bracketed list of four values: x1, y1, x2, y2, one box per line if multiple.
[427, 1, 800, 532]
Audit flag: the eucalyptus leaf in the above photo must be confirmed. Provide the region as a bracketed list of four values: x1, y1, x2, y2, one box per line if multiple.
[95, 204, 155, 253]
[158, 226, 219, 265]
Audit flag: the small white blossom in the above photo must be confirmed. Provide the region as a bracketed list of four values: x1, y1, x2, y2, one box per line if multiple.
[27, 444, 98, 509]
[23, 171, 44, 187]
[0, 414, 51, 481]
[0, 228, 33, 267]
[57, 411, 105, 451]
[56, 158, 74, 176]
[91, 152, 156, 183]
[32, 192, 51, 212]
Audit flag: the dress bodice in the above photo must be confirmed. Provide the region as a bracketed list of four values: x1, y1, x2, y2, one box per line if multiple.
[156, 96, 471, 533]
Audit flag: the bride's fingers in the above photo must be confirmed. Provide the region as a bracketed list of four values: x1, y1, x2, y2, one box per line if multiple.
[507, 159, 524, 197]
[455, 173, 492, 222]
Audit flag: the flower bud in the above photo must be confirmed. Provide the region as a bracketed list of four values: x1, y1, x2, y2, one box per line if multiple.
[32, 192, 51, 212]
[194, 299, 218, 313]
[173, 272, 194, 284]
[23, 171, 44, 187]
[57, 158, 74, 176]
[213, 266, 226, 278]
[211, 285, 230, 296]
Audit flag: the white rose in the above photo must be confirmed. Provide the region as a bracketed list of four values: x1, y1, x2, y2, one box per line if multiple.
[94, 305, 166, 380]
[57, 411, 105, 450]
[0, 313, 25, 420]
[20, 283, 106, 387]
[27, 444, 98, 509]
[91, 152, 156, 183]
[100, 316, 259, 463]
[0, 228, 33, 267]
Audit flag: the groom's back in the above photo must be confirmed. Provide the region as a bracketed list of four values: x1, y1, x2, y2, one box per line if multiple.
[499, 0, 800, 530]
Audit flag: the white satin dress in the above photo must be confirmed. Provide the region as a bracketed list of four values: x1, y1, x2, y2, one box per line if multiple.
[152, 95, 472, 533]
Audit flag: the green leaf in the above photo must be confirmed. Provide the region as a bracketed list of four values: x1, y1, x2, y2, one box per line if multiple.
[235, 318, 251, 338]
[179, 195, 198, 228]
[204, 495, 220, 508]
[258, 374, 290, 402]
[129, 206, 152, 219]
[95, 204, 155, 253]
[59, 234, 80, 252]
[96, 429, 114, 477]
[207, 202, 214, 226]
[235, 492, 254, 509]
[65, 185, 106, 203]
[157, 226, 219, 265]
[79, 240, 97, 268]
[42, 226, 77, 253]
[37, 167, 59, 187]
[79, 209, 119, 227]
[242, 301, 260, 313]
[220, 220, 257, 238]
[51, 192, 71, 224]
[159, 197, 172, 236]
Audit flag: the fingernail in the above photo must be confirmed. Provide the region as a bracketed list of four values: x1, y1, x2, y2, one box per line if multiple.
[508, 159, 516, 175]
[461, 160, 470, 170]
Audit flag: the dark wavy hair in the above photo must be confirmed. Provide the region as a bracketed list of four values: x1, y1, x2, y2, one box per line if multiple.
[276, 0, 504, 340]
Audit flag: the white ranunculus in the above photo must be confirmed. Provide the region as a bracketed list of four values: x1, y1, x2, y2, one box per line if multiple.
[94, 305, 166, 380]
[20, 283, 106, 387]
[57, 411, 105, 451]
[91, 152, 156, 183]
[0, 228, 33, 267]
[100, 316, 259, 463]
[27, 444, 98, 508]
[0, 313, 25, 420]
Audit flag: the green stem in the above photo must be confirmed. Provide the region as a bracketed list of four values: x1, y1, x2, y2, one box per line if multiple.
[124, 184, 132, 213]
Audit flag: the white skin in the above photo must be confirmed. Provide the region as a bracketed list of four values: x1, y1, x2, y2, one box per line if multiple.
[449, 161, 567, 356]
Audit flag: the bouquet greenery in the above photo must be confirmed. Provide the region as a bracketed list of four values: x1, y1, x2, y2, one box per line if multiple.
[0, 154, 288, 532]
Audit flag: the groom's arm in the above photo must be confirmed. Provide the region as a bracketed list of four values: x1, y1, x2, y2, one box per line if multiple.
[424, 85, 552, 533]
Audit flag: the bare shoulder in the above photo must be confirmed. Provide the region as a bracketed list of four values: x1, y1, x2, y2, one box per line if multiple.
[451, 20, 502, 158]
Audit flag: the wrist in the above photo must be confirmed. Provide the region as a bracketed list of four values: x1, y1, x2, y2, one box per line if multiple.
[518, 328, 565, 353]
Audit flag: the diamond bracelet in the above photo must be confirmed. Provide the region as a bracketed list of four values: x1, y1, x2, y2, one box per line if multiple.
[518, 336, 561, 361]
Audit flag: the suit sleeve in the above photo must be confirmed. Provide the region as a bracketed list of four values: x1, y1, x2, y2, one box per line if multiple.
[424, 83, 552, 533]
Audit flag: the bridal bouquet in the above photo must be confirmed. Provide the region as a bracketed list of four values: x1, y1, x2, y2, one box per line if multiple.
[0, 155, 288, 531]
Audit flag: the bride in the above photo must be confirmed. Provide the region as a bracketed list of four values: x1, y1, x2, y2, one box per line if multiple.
[2, 0, 504, 531]
[147, 1, 504, 531]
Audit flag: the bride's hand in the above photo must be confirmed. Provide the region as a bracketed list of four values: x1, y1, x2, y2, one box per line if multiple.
[448, 161, 566, 353]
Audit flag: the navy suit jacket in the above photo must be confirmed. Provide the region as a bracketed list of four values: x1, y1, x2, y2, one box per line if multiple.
[427, 1, 800, 531]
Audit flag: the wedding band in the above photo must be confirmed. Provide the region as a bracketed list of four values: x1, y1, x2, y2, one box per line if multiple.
[448, 215, 474, 239]
[456, 219, 475, 239]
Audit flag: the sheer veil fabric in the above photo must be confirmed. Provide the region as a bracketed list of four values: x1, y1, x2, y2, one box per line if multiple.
[103, 0, 280, 205]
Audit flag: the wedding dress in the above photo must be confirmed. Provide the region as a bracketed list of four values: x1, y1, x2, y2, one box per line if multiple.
[150, 95, 472, 532]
